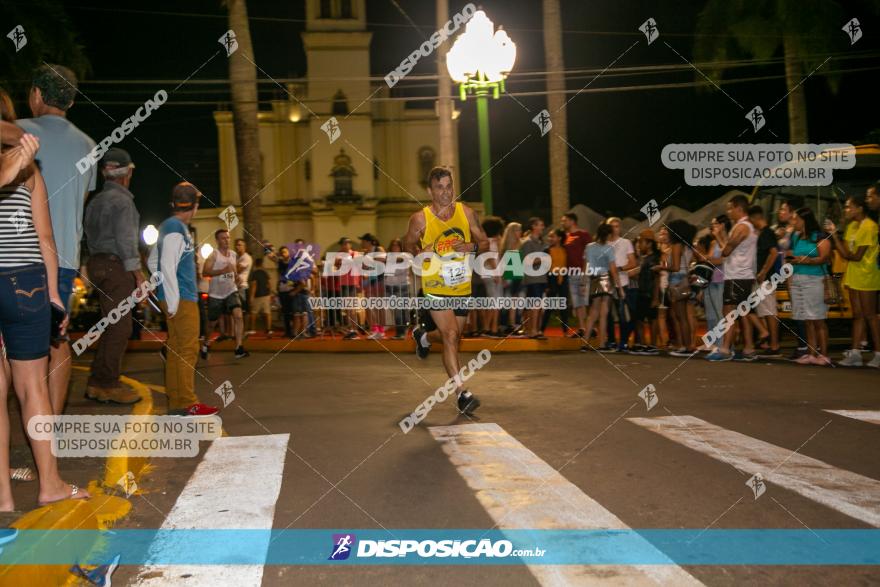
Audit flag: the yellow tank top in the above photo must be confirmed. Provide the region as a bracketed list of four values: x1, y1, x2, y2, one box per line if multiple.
[420, 202, 472, 296]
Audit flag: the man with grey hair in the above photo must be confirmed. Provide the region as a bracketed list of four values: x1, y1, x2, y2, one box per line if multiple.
[82, 148, 142, 404]
[2, 64, 97, 414]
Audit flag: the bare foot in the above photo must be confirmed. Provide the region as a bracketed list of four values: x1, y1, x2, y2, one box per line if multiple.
[38, 482, 90, 506]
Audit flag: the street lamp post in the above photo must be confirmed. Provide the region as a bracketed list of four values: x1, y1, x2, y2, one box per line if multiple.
[446, 9, 516, 216]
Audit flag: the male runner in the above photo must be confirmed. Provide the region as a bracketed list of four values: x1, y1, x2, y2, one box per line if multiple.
[403, 167, 489, 415]
[203, 229, 249, 359]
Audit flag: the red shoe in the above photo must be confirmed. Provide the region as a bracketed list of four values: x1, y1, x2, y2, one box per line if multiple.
[172, 403, 220, 417]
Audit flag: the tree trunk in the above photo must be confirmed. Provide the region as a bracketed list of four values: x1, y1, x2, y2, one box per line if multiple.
[227, 0, 264, 257]
[436, 0, 455, 174]
[782, 33, 808, 143]
[542, 0, 569, 224]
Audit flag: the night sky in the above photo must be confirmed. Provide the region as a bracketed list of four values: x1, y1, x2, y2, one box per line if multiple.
[2, 0, 879, 230]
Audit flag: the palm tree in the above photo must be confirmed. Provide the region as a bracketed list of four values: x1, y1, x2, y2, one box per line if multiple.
[694, 0, 844, 142]
[542, 0, 569, 222]
[225, 0, 264, 256]
[0, 0, 90, 98]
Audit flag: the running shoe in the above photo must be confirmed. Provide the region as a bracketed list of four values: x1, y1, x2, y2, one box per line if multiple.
[199, 343, 209, 360]
[734, 351, 757, 362]
[706, 350, 733, 362]
[669, 348, 694, 357]
[867, 352, 880, 369]
[412, 326, 430, 359]
[234, 346, 250, 359]
[579, 344, 594, 352]
[756, 348, 782, 359]
[343, 331, 359, 340]
[839, 349, 864, 367]
[457, 390, 481, 415]
[598, 344, 618, 353]
[641, 345, 660, 356]
[171, 403, 220, 417]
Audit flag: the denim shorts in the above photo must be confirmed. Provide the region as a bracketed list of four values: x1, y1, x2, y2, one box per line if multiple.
[0, 264, 51, 360]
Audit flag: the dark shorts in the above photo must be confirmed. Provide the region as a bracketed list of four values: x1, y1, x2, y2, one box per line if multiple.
[525, 282, 546, 299]
[207, 291, 242, 321]
[419, 292, 472, 331]
[723, 279, 755, 307]
[57, 267, 77, 313]
[634, 295, 658, 322]
[292, 291, 309, 314]
[0, 264, 51, 361]
[238, 287, 249, 313]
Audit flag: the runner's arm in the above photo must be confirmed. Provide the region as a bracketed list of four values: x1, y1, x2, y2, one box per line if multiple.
[464, 207, 490, 254]
[403, 211, 426, 256]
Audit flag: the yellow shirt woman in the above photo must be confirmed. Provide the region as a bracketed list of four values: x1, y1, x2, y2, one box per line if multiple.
[843, 217, 880, 291]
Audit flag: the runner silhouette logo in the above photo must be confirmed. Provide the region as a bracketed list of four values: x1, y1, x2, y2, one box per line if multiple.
[328, 533, 357, 560]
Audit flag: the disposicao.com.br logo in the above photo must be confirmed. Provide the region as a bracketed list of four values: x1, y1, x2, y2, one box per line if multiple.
[327, 532, 544, 560]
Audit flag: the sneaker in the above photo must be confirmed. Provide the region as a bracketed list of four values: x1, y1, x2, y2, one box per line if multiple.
[757, 348, 782, 359]
[234, 346, 250, 359]
[343, 331, 358, 340]
[641, 345, 660, 356]
[199, 343, 209, 360]
[85, 385, 141, 405]
[457, 390, 481, 415]
[867, 352, 880, 369]
[810, 354, 832, 367]
[627, 344, 647, 355]
[579, 344, 593, 353]
[839, 349, 864, 367]
[412, 326, 430, 359]
[598, 344, 618, 353]
[794, 353, 814, 365]
[706, 350, 733, 362]
[734, 351, 757, 362]
[367, 331, 384, 340]
[171, 403, 220, 417]
[787, 348, 808, 361]
[669, 348, 695, 358]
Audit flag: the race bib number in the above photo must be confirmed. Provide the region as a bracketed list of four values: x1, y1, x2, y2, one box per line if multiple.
[440, 261, 467, 287]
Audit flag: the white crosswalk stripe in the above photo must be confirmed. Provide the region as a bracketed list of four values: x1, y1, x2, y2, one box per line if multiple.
[430, 423, 703, 586]
[628, 415, 880, 527]
[134, 434, 290, 586]
[825, 410, 880, 426]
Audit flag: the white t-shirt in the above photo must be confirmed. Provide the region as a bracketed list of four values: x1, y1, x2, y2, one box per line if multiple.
[610, 237, 635, 287]
[208, 248, 238, 299]
[237, 252, 253, 289]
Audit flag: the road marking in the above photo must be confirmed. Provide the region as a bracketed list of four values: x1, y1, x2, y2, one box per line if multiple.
[629, 415, 880, 527]
[429, 423, 702, 586]
[825, 410, 880, 426]
[134, 434, 289, 586]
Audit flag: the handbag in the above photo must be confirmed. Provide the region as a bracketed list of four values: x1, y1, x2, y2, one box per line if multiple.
[822, 265, 840, 306]
[667, 278, 690, 302]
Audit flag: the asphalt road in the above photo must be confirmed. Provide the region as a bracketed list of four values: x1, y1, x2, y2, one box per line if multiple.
[95, 346, 879, 587]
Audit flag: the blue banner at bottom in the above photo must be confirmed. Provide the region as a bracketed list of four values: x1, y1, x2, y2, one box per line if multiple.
[1, 529, 878, 565]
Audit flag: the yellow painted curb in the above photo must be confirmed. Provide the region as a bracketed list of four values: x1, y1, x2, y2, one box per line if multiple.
[0, 369, 157, 586]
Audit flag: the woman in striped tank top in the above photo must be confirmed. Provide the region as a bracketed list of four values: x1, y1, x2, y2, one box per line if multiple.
[0, 87, 89, 510]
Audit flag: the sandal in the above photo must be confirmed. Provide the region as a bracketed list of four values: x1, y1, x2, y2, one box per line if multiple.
[10, 467, 35, 482]
[38, 484, 90, 507]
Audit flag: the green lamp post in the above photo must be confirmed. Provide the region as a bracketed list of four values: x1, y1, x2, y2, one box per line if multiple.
[446, 9, 517, 216]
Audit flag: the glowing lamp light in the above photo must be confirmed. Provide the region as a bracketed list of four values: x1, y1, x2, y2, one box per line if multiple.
[200, 243, 214, 259]
[142, 224, 159, 246]
[446, 10, 517, 84]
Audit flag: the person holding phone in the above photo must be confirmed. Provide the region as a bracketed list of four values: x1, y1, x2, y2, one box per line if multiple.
[826, 194, 880, 367]
[0, 86, 89, 509]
